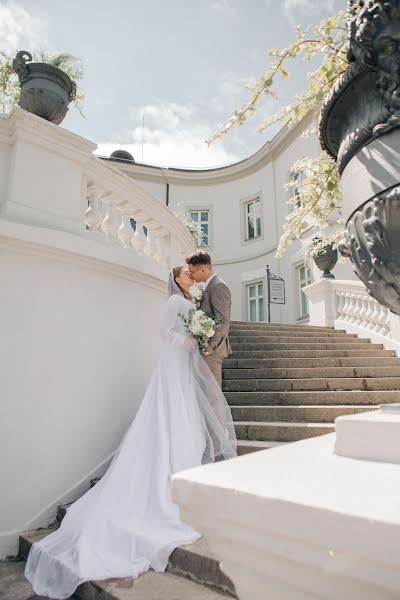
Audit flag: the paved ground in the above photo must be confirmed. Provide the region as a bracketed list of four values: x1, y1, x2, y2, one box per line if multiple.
[0, 560, 48, 600]
[0, 559, 229, 600]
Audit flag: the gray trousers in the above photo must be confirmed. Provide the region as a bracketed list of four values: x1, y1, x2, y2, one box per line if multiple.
[202, 352, 225, 460]
[202, 353, 223, 387]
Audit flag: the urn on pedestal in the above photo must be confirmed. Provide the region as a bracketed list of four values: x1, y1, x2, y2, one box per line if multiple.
[311, 238, 338, 279]
[319, 0, 400, 315]
[12, 51, 76, 125]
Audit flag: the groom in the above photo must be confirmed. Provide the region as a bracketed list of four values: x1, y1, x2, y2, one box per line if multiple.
[186, 250, 232, 387]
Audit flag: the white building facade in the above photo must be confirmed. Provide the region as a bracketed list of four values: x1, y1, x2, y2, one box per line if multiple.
[105, 112, 356, 324]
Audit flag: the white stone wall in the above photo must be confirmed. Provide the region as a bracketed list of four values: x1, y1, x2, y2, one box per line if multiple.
[110, 115, 357, 323]
[0, 236, 164, 558]
[0, 109, 194, 559]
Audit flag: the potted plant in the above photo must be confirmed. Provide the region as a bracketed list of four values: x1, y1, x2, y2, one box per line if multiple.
[307, 236, 338, 279]
[0, 50, 84, 124]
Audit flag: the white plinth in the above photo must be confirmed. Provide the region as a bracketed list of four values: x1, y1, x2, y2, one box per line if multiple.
[335, 404, 400, 464]
[172, 434, 400, 599]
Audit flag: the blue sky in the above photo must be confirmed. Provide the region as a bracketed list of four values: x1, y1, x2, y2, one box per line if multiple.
[0, 0, 344, 167]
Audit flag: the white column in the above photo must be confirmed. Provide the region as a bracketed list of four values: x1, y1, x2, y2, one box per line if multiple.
[1, 109, 96, 234]
[302, 279, 336, 327]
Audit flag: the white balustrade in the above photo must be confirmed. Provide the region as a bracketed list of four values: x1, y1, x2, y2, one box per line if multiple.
[84, 158, 195, 267]
[304, 278, 400, 356]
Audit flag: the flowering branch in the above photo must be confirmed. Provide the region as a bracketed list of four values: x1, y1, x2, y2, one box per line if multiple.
[206, 8, 361, 261]
[277, 152, 343, 262]
[207, 10, 349, 144]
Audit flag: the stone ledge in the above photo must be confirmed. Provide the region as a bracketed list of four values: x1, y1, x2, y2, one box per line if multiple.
[335, 404, 400, 464]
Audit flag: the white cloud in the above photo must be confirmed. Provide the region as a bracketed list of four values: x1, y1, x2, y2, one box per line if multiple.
[97, 101, 240, 169]
[0, 2, 43, 52]
[282, 0, 335, 23]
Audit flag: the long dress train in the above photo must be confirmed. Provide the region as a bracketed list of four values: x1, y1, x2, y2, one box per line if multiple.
[24, 293, 237, 599]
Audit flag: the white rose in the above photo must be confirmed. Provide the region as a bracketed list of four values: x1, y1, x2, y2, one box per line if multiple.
[189, 285, 202, 300]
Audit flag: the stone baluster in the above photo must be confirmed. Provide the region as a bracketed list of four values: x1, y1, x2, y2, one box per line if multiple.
[348, 292, 358, 324]
[358, 293, 369, 329]
[131, 219, 147, 254]
[117, 214, 134, 248]
[365, 297, 376, 330]
[143, 226, 158, 259]
[354, 293, 363, 327]
[342, 292, 351, 322]
[377, 304, 389, 336]
[156, 230, 171, 268]
[382, 308, 391, 337]
[85, 184, 102, 231]
[371, 300, 382, 334]
[101, 207, 119, 241]
[336, 291, 345, 321]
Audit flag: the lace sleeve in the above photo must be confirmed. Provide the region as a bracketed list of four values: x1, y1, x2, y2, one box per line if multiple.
[160, 295, 191, 348]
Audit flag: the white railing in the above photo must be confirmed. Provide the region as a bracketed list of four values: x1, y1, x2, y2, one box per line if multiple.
[334, 281, 391, 338]
[84, 157, 195, 268]
[303, 278, 400, 355]
[0, 108, 195, 270]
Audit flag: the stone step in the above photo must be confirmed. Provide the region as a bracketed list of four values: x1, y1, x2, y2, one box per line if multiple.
[234, 420, 334, 442]
[223, 366, 400, 380]
[236, 440, 286, 455]
[230, 342, 383, 352]
[229, 349, 395, 359]
[222, 376, 400, 392]
[224, 356, 400, 369]
[20, 525, 236, 598]
[229, 329, 357, 338]
[224, 389, 400, 406]
[229, 335, 364, 345]
[9, 553, 229, 600]
[230, 404, 374, 423]
[231, 321, 342, 331]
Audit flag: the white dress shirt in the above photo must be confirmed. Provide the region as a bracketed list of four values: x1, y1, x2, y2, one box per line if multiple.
[203, 272, 217, 290]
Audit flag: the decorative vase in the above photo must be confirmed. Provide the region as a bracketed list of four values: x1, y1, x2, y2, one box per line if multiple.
[13, 51, 76, 125]
[319, 0, 400, 315]
[313, 243, 338, 279]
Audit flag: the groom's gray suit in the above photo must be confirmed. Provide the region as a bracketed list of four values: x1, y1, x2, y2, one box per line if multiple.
[200, 274, 232, 388]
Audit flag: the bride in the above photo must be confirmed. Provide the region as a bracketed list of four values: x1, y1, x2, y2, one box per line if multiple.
[24, 265, 237, 599]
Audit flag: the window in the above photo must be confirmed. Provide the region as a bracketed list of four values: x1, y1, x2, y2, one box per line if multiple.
[190, 210, 209, 247]
[248, 281, 265, 322]
[293, 169, 307, 208]
[245, 197, 262, 240]
[297, 264, 312, 318]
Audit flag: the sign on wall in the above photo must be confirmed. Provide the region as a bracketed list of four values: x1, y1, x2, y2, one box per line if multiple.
[266, 265, 286, 322]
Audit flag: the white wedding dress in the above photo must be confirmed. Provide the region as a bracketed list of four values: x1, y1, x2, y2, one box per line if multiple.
[24, 290, 237, 599]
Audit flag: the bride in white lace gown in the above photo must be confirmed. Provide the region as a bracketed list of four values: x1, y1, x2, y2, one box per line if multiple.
[24, 265, 237, 599]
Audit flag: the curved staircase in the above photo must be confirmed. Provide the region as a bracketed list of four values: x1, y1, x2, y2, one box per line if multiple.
[225, 321, 400, 455]
[10, 321, 400, 600]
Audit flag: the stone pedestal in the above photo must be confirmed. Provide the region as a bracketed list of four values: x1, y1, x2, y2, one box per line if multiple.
[0, 108, 96, 234]
[173, 425, 400, 599]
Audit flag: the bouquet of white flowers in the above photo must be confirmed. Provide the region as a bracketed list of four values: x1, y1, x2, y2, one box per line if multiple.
[189, 284, 203, 309]
[179, 308, 219, 350]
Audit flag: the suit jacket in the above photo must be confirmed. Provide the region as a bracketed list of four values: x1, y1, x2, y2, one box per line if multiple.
[200, 275, 232, 358]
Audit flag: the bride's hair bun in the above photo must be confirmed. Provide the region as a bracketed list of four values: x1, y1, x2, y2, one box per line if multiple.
[172, 266, 183, 280]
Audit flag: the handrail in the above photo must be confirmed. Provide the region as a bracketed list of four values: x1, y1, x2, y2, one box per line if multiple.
[84, 156, 195, 266]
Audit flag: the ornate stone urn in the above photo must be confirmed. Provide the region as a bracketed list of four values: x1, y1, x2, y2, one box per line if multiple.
[313, 242, 338, 279]
[319, 0, 400, 315]
[12, 51, 76, 125]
